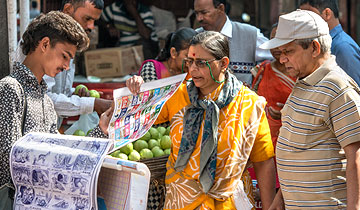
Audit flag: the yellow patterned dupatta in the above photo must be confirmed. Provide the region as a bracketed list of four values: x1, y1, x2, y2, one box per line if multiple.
[164, 74, 269, 210]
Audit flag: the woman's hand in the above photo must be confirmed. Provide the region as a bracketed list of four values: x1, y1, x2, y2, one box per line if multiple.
[268, 102, 284, 120]
[99, 103, 114, 135]
[126, 75, 144, 95]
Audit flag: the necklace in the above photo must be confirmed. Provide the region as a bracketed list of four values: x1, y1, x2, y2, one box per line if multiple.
[166, 59, 176, 75]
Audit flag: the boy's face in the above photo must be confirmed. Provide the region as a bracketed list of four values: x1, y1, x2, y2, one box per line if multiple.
[42, 39, 76, 77]
[63, 1, 102, 34]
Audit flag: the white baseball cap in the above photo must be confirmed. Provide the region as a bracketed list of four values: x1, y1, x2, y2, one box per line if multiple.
[260, 9, 329, 49]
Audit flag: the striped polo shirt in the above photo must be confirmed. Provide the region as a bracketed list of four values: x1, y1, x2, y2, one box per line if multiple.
[277, 56, 360, 209]
[101, 1, 158, 47]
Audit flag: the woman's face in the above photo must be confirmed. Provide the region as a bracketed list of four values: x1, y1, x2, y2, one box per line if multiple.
[186, 44, 226, 95]
[270, 27, 282, 61]
[42, 40, 76, 78]
[173, 48, 189, 73]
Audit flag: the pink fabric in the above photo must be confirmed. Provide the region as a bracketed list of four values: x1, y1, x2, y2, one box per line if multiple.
[138, 59, 167, 79]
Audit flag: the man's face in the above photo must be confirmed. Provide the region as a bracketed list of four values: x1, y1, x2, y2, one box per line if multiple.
[194, 0, 223, 31]
[278, 41, 314, 79]
[64, 1, 102, 34]
[42, 40, 76, 78]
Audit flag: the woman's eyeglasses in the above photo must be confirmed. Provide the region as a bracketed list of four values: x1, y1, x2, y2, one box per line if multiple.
[183, 58, 218, 68]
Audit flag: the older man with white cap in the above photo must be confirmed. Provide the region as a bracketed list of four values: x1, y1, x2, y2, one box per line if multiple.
[261, 10, 360, 210]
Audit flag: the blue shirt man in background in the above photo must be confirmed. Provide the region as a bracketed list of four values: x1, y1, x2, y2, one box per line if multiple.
[300, 0, 360, 86]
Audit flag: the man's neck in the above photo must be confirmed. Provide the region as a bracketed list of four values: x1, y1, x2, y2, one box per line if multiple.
[215, 15, 227, 32]
[23, 55, 44, 84]
[327, 18, 340, 31]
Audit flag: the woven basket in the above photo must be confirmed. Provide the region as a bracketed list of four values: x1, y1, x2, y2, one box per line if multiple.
[140, 155, 169, 181]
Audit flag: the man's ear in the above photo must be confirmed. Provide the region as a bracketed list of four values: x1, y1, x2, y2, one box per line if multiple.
[311, 40, 321, 57]
[39, 37, 51, 53]
[62, 3, 74, 15]
[322, 8, 333, 21]
[216, 3, 225, 13]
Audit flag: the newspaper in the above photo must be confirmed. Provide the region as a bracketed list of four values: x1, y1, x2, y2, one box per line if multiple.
[108, 73, 187, 152]
[9, 132, 112, 210]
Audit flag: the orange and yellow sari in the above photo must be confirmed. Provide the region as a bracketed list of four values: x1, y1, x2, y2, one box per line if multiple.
[160, 82, 274, 210]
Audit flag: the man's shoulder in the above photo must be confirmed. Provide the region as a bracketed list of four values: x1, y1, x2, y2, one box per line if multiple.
[332, 34, 360, 53]
[320, 65, 359, 92]
[230, 20, 259, 33]
[0, 76, 23, 98]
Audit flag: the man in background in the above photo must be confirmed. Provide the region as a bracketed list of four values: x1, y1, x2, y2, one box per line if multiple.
[30, 1, 40, 19]
[43, 0, 112, 127]
[300, 0, 360, 86]
[194, 0, 273, 85]
[99, 0, 159, 59]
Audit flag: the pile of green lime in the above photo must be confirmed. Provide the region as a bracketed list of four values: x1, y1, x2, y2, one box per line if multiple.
[110, 126, 171, 161]
[71, 128, 93, 136]
[75, 84, 100, 98]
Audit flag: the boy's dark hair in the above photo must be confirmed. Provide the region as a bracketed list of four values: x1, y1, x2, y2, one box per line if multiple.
[157, 28, 197, 62]
[299, 0, 339, 18]
[21, 11, 89, 55]
[61, 0, 104, 10]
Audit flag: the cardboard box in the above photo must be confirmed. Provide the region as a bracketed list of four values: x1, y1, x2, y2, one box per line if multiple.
[84, 45, 143, 78]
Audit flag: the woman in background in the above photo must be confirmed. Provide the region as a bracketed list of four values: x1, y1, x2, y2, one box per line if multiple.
[138, 27, 197, 82]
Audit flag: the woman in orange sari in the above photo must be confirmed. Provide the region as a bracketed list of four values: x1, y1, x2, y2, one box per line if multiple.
[251, 24, 296, 147]
[162, 31, 276, 210]
[250, 25, 296, 190]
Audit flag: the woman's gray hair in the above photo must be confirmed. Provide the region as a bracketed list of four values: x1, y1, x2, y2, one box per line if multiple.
[190, 31, 229, 59]
[295, 34, 332, 54]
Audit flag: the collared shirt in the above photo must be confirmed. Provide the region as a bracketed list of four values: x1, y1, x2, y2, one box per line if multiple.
[277, 56, 360, 209]
[101, 1, 158, 47]
[330, 24, 360, 86]
[15, 43, 95, 126]
[43, 60, 95, 125]
[0, 62, 58, 189]
[220, 16, 273, 62]
[196, 17, 273, 85]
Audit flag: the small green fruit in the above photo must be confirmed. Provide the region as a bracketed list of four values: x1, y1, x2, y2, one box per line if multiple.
[148, 139, 160, 150]
[129, 150, 140, 161]
[110, 150, 121, 157]
[74, 84, 88, 95]
[89, 89, 100, 98]
[140, 148, 153, 159]
[157, 126, 167, 137]
[73, 129, 85, 136]
[86, 129, 93, 136]
[164, 148, 171, 155]
[118, 153, 128, 160]
[139, 131, 151, 141]
[134, 140, 148, 152]
[120, 143, 133, 155]
[151, 146, 165, 157]
[160, 135, 171, 150]
[149, 127, 160, 139]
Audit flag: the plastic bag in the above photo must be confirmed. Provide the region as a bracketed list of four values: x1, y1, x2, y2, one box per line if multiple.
[64, 112, 99, 135]
[232, 180, 253, 210]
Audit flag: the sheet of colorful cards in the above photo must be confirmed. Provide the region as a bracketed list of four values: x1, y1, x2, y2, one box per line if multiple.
[108, 73, 187, 152]
[9, 132, 112, 210]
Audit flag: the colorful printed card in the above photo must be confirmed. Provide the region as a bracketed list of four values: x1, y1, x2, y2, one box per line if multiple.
[108, 73, 186, 152]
